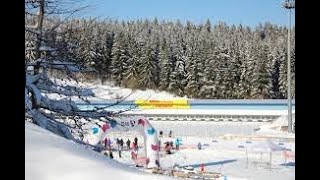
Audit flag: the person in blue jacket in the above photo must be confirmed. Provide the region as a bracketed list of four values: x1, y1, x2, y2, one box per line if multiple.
[175, 138, 180, 150]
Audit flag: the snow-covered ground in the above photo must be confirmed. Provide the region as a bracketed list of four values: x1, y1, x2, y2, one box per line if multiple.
[87, 82, 182, 101]
[27, 80, 295, 180]
[25, 122, 174, 180]
[109, 122, 295, 180]
[26, 119, 295, 180]
[46, 79, 182, 101]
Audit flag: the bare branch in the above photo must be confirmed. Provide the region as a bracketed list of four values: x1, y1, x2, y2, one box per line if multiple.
[41, 97, 79, 113]
[37, 83, 94, 97]
[31, 109, 74, 139]
[26, 82, 42, 105]
[25, 88, 33, 111]
[25, 28, 40, 35]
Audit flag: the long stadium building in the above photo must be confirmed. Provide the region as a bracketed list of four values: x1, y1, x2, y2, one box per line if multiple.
[77, 99, 295, 123]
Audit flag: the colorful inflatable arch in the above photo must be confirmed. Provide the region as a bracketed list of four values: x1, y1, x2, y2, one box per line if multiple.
[83, 116, 160, 168]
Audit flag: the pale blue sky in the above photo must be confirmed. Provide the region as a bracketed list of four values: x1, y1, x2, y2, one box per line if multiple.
[77, 0, 295, 27]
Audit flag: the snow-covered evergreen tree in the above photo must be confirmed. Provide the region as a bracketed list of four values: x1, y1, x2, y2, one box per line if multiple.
[238, 45, 256, 99]
[110, 31, 129, 86]
[269, 46, 283, 99]
[185, 30, 203, 98]
[158, 38, 172, 90]
[250, 44, 272, 99]
[168, 39, 187, 96]
[138, 40, 158, 89]
[123, 38, 142, 88]
[278, 46, 288, 98]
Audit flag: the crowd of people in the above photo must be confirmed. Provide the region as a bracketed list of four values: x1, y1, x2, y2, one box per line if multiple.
[163, 138, 181, 154]
[102, 137, 140, 160]
[102, 129, 192, 162]
[159, 130, 184, 154]
[101, 137, 143, 167]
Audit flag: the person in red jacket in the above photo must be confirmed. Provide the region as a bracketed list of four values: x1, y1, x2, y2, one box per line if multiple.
[131, 141, 138, 160]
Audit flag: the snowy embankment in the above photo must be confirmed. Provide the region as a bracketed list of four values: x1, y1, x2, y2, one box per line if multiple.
[46, 79, 181, 101]
[25, 122, 174, 180]
[87, 82, 181, 101]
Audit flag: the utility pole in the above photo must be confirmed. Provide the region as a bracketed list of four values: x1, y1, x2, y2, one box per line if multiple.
[282, 0, 295, 133]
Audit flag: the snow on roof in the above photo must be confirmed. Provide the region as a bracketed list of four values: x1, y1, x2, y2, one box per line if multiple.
[188, 99, 295, 105]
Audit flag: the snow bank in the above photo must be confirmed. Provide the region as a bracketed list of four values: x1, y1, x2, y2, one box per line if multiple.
[256, 114, 296, 137]
[25, 122, 173, 180]
[44, 79, 183, 102]
[85, 82, 182, 101]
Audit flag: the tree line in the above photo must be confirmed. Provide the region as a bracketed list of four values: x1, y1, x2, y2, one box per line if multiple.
[25, 16, 295, 99]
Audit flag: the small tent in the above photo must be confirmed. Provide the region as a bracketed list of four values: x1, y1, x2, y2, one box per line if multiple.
[246, 140, 287, 170]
